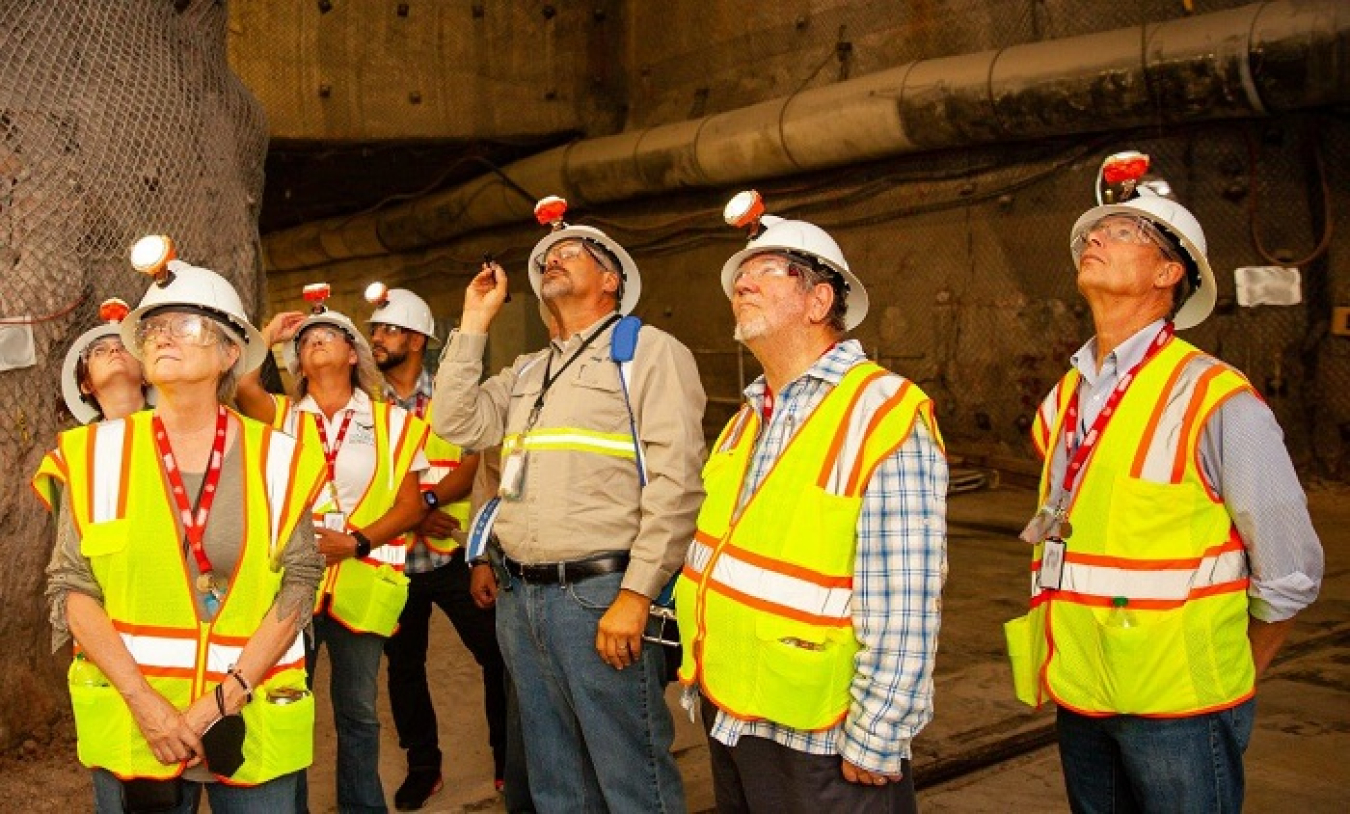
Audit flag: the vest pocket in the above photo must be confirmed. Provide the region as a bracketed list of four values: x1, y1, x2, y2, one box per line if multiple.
[80, 518, 130, 558]
[1105, 476, 1209, 560]
[69, 682, 134, 771]
[241, 682, 315, 780]
[331, 563, 409, 637]
[753, 616, 852, 729]
[1003, 614, 1040, 707]
[1091, 607, 1190, 713]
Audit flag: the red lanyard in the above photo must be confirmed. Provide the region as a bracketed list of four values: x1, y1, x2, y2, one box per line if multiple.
[411, 392, 428, 419]
[313, 409, 355, 488]
[761, 389, 774, 424]
[154, 405, 229, 578]
[1059, 323, 1173, 494]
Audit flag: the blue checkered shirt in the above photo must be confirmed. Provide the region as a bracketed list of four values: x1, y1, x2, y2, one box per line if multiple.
[703, 340, 948, 775]
[385, 369, 453, 575]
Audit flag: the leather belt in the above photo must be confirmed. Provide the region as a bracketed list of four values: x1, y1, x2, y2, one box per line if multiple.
[502, 552, 630, 585]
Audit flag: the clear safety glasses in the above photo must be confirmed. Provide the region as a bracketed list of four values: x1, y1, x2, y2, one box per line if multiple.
[297, 325, 352, 349]
[1070, 216, 1182, 265]
[134, 313, 222, 348]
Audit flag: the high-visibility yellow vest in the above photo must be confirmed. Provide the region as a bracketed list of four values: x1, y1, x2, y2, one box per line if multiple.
[416, 406, 471, 555]
[31, 447, 65, 513]
[1006, 336, 1257, 716]
[677, 363, 941, 730]
[58, 410, 326, 783]
[273, 395, 428, 636]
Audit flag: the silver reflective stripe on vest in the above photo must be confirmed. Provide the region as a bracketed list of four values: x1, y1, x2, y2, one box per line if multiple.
[91, 421, 127, 523]
[120, 631, 196, 671]
[264, 431, 303, 559]
[1133, 354, 1225, 483]
[207, 633, 305, 676]
[1049, 547, 1248, 601]
[685, 538, 852, 621]
[823, 373, 904, 495]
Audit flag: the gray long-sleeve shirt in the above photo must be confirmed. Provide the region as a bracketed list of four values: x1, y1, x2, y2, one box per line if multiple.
[431, 317, 706, 598]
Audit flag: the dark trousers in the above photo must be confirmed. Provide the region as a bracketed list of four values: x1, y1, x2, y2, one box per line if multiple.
[704, 699, 917, 814]
[385, 551, 508, 778]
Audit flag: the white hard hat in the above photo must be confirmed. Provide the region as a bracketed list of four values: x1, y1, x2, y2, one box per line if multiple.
[721, 216, 869, 331]
[367, 288, 441, 347]
[61, 307, 157, 423]
[282, 309, 372, 372]
[528, 224, 641, 315]
[1070, 191, 1216, 330]
[122, 260, 267, 374]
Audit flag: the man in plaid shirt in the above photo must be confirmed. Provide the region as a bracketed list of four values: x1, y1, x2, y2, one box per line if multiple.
[676, 199, 948, 813]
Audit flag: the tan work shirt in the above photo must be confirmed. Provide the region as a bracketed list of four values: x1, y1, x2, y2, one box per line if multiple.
[431, 315, 706, 598]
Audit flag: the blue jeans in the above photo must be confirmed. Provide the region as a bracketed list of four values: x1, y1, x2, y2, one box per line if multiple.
[296, 612, 388, 813]
[92, 768, 300, 813]
[1056, 699, 1257, 813]
[496, 568, 684, 813]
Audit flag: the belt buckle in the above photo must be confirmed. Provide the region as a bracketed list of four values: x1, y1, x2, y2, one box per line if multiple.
[557, 562, 567, 584]
[642, 604, 679, 647]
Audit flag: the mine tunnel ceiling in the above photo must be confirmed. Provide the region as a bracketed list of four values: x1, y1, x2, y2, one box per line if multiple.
[259, 135, 572, 234]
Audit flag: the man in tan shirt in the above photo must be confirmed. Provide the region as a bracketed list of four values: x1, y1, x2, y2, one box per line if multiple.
[432, 201, 705, 812]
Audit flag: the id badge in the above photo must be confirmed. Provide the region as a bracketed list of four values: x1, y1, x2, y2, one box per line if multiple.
[1038, 538, 1067, 591]
[499, 448, 527, 501]
[323, 511, 347, 531]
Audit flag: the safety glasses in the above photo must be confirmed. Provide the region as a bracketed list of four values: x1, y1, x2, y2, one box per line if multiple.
[134, 313, 222, 348]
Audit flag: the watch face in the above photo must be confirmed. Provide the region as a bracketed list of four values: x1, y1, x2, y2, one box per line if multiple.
[422, 490, 439, 509]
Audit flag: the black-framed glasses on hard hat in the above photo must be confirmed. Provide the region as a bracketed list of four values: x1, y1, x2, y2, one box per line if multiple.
[134, 313, 223, 348]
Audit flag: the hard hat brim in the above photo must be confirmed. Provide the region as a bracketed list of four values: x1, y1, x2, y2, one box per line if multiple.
[1070, 203, 1217, 330]
[61, 324, 157, 424]
[282, 312, 373, 372]
[528, 226, 641, 315]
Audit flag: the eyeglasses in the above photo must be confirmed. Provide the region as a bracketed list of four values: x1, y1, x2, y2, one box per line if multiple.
[134, 313, 221, 348]
[1071, 216, 1175, 263]
[536, 239, 590, 272]
[83, 337, 128, 361]
[732, 256, 805, 287]
[298, 325, 351, 348]
[370, 323, 407, 338]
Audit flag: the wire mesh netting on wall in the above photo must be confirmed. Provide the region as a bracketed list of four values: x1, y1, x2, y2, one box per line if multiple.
[0, 0, 267, 462]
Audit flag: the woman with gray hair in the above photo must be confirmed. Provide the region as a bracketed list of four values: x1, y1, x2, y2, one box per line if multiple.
[43, 259, 328, 812]
[236, 301, 430, 814]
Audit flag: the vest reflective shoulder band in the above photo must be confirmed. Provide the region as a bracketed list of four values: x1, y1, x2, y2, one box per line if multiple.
[677, 363, 939, 730]
[418, 419, 472, 554]
[32, 446, 67, 513]
[62, 410, 326, 783]
[1006, 338, 1257, 716]
[285, 400, 424, 637]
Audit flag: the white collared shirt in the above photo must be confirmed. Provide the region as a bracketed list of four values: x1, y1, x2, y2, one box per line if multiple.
[294, 389, 428, 514]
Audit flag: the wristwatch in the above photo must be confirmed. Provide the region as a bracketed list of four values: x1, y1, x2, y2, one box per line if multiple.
[352, 530, 373, 560]
[422, 490, 440, 510]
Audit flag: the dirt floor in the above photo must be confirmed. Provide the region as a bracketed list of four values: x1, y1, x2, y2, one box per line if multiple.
[4, 482, 1347, 813]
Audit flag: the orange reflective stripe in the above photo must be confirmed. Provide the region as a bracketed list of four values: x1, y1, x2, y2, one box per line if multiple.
[1171, 363, 1226, 482]
[815, 369, 886, 489]
[719, 541, 854, 590]
[700, 577, 852, 628]
[1032, 579, 1248, 611]
[1066, 538, 1243, 572]
[845, 380, 913, 495]
[1130, 349, 1199, 478]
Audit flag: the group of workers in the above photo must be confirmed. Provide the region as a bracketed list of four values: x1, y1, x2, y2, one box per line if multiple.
[34, 155, 1323, 814]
